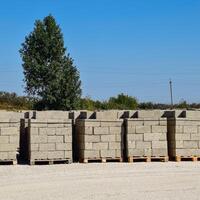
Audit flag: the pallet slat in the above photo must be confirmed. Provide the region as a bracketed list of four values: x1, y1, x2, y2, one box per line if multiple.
[80, 157, 123, 163]
[128, 156, 168, 163]
[29, 159, 72, 165]
[175, 156, 199, 162]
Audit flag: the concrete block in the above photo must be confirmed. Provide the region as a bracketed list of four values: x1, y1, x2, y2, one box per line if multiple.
[31, 135, 47, 143]
[33, 111, 69, 120]
[176, 149, 196, 156]
[109, 142, 121, 150]
[93, 142, 108, 150]
[0, 136, 9, 144]
[31, 151, 48, 160]
[39, 128, 48, 135]
[128, 148, 144, 157]
[9, 136, 19, 144]
[85, 135, 100, 142]
[84, 150, 100, 158]
[144, 120, 159, 126]
[144, 133, 166, 141]
[126, 119, 144, 126]
[64, 135, 72, 143]
[175, 133, 190, 140]
[56, 128, 71, 135]
[136, 126, 151, 133]
[101, 135, 116, 142]
[176, 141, 184, 148]
[30, 128, 39, 135]
[152, 141, 167, 149]
[183, 141, 198, 149]
[175, 126, 183, 133]
[47, 136, 63, 143]
[144, 149, 152, 156]
[152, 148, 168, 156]
[152, 126, 167, 133]
[39, 143, 56, 151]
[84, 142, 93, 150]
[127, 126, 135, 134]
[127, 134, 143, 141]
[8, 152, 17, 160]
[30, 144, 39, 151]
[48, 151, 65, 159]
[190, 133, 200, 140]
[84, 120, 101, 127]
[183, 126, 198, 134]
[115, 149, 122, 157]
[56, 143, 72, 151]
[115, 134, 122, 142]
[0, 152, 8, 160]
[94, 127, 109, 135]
[95, 111, 118, 120]
[0, 127, 18, 136]
[127, 141, 136, 148]
[137, 110, 164, 119]
[109, 127, 122, 134]
[84, 127, 93, 135]
[100, 121, 123, 127]
[100, 150, 115, 157]
[64, 151, 72, 158]
[136, 141, 151, 149]
[0, 144, 17, 152]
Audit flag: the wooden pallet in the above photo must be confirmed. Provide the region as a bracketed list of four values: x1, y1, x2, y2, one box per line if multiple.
[0, 160, 17, 165]
[29, 159, 72, 165]
[128, 156, 168, 163]
[175, 156, 200, 162]
[80, 157, 123, 163]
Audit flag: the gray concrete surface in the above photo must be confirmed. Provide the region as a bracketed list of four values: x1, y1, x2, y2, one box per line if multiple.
[0, 162, 200, 200]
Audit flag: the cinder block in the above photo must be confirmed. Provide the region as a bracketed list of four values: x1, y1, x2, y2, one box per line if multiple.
[127, 141, 136, 148]
[56, 127, 71, 135]
[100, 150, 115, 157]
[48, 151, 64, 159]
[0, 144, 17, 152]
[94, 127, 109, 135]
[109, 127, 122, 134]
[136, 141, 151, 149]
[101, 135, 116, 142]
[128, 148, 144, 157]
[190, 133, 200, 140]
[64, 135, 72, 143]
[0, 136, 9, 144]
[84, 150, 100, 158]
[175, 133, 190, 140]
[144, 120, 159, 126]
[9, 136, 19, 144]
[126, 119, 144, 126]
[84, 142, 93, 150]
[115, 149, 122, 157]
[93, 142, 108, 150]
[0, 152, 8, 160]
[64, 150, 72, 158]
[39, 143, 56, 151]
[175, 141, 184, 148]
[84, 127, 93, 135]
[127, 134, 143, 141]
[152, 148, 168, 156]
[108, 142, 121, 150]
[136, 126, 151, 133]
[183, 126, 197, 134]
[30, 128, 39, 135]
[47, 136, 63, 143]
[56, 143, 72, 151]
[31, 151, 48, 160]
[144, 133, 166, 141]
[30, 144, 39, 151]
[85, 135, 100, 142]
[8, 152, 17, 160]
[31, 135, 47, 143]
[0, 127, 18, 135]
[152, 141, 167, 149]
[39, 128, 48, 135]
[183, 141, 198, 149]
[144, 148, 152, 156]
[152, 126, 167, 133]
[127, 126, 136, 134]
[100, 121, 123, 127]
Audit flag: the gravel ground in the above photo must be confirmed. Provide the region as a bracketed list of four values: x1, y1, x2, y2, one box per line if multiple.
[0, 162, 200, 200]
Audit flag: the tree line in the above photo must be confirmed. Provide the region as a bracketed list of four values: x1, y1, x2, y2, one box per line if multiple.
[0, 15, 198, 111]
[0, 91, 199, 111]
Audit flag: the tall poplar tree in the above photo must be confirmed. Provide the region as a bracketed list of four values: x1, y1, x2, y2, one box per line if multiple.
[20, 15, 81, 110]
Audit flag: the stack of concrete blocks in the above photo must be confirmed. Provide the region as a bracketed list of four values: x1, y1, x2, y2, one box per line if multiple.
[0, 111, 23, 164]
[75, 111, 125, 163]
[125, 110, 168, 162]
[167, 110, 200, 161]
[27, 111, 72, 164]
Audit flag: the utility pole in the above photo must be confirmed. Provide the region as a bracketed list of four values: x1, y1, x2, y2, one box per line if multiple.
[169, 79, 173, 109]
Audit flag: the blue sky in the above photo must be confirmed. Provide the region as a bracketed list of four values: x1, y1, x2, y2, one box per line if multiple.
[0, 0, 200, 103]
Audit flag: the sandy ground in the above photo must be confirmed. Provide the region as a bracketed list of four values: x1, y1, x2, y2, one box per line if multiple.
[0, 162, 200, 200]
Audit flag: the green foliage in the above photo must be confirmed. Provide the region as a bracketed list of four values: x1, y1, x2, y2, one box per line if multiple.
[19, 15, 81, 110]
[107, 93, 138, 110]
[0, 91, 33, 110]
